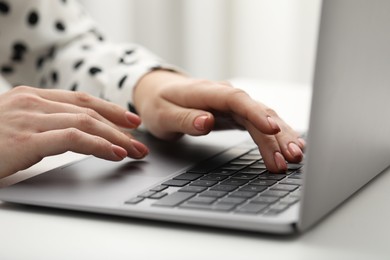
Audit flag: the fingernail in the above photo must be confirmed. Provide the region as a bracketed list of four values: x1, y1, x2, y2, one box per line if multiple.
[194, 115, 209, 131]
[288, 142, 302, 158]
[267, 116, 280, 132]
[125, 111, 141, 127]
[130, 139, 149, 158]
[112, 145, 127, 160]
[274, 152, 287, 172]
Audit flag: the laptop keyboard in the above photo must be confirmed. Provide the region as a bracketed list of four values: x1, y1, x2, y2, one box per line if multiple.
[124, 144, 303, 216]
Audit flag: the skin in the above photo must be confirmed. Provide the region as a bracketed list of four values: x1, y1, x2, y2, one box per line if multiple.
[133, 70, 305, 173]
[0, 86, 148, 178]
[0, 71, 304, 178]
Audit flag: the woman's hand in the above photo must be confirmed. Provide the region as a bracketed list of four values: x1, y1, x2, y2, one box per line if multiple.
[134, 70, 305, 173]
[0, 86, 148, 178]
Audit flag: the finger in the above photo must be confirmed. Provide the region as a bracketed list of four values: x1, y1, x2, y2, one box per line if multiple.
[274, 122, 304, 163]
[27, 96, 135, 136]
[244, 120, 287, 173]
[233, 103, 304, 164]
[149, 101, 215, 139]
[162, 82, 281, 135]
[31, 129, 128, 161]
[17, 86, 140, 128]
[34, 113, 148, 159]
[275, 136, 304, 163]
[297, 137, 306, 150]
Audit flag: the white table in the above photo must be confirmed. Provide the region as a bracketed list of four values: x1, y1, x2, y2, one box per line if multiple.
[1, 80, 389, 260]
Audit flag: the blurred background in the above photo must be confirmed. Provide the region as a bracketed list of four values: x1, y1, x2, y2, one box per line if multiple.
[80, 0, 321, 86]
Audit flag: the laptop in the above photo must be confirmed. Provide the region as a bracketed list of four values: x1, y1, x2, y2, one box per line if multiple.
[0, 0, 389, 234]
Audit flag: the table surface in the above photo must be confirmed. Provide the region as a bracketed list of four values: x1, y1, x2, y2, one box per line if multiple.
[0, 79, 389, 260]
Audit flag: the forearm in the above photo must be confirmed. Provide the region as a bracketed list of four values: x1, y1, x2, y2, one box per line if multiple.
[0, 0, 178, 111]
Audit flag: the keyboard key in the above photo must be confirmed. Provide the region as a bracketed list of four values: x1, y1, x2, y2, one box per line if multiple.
[265, 203, 290, 215]
[149, 192, 168, 199]
[187, 148, 248, 173]
[138, 191, 156, 198]
[221, 164, 247, 171]
[289, 172, 303, 179]
[279, 178, 302, 185]
[187, 196, 217, 205]
[229, 191, 257, 198]
[180, 202, 236, 212]
[229, 159, 256, 165]
[124, 197, 144, 204]
[173, 173, 203, 181]
[219, 197, 247, 205]
[239, 185, 267, 193]
[150, 185, 168, 192]
[235, 203, 268, 214]
[238, 168, 267, 174]
[251, 196, 279, 204]
[232, 173, 258, 180]
[199, 190, 228, 198]
[162, 179, 190, 187]
[271, 184, 299, 192]
[247, 149, 261, 155]
[249, 162, 267, 169]
[209, 169, 236, 176]
[153, 192, 195, 207]
[257, 174, 286, 181]
[261, 190, 289, 198]
[279, 196, 300, 205]
[200, 174, 228, 181]
[286, 169, 297, 175]
[190, 180, 218, 187]
[212, 203, 237, 211]
[221, 179, 249, 186]
[239, 154, 262, 160]
[287, 163, 303, 170]
[210, 184, 237, 192]
[250, 179, 277, 186]
[290, 189, 301, 198]
[178, 186, 207, 193]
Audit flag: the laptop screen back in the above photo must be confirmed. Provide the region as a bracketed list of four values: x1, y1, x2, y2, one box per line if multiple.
[299, 0, 390, 231]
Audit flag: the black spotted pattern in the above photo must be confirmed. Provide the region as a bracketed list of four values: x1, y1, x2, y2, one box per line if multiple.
[89, 66, 102, 75]
[55, 20, 66, 32]
[0, 0, 169, 111]
[1, 65, 13, 74]
[0, 1, 10, 14]
[73, 59, 84, 70]
[11, 41, 28, 62]
[70, 82, 78, 91]
[36, 56, 45, 69]
[51, 70, 58, 84]
[128, 103, 138, 114]
[27, 10, 39, 26]
[118, 75, 127, 89]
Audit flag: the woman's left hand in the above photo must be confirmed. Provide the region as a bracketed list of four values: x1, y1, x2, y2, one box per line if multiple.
[133, 70, 305, 173]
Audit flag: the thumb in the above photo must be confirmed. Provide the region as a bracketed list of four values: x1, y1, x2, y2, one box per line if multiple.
[162, 106, 215, 137]
[192, 113, 215, 135]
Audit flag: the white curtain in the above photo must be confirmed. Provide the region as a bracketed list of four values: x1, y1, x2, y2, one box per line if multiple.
[81, 0, 321, 85]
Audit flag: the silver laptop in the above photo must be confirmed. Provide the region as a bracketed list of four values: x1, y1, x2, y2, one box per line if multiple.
[0, 0, 389, 234]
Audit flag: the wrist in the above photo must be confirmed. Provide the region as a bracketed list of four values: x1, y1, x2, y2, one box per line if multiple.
[133, 70, 188, 112]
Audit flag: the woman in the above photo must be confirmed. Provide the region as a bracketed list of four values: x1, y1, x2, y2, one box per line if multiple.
[0, 0, 304, 178]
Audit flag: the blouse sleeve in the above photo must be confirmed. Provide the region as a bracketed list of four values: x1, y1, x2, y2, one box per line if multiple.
[0, 0, 177, 109]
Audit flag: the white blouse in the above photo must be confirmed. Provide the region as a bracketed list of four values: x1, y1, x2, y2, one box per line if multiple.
[0, 0, 174, 110]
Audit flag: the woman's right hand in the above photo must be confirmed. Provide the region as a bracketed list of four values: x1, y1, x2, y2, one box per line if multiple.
[0, 86, 149, 179]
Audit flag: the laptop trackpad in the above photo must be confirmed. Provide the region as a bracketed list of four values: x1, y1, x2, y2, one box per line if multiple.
[5, 132, 248, 208]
